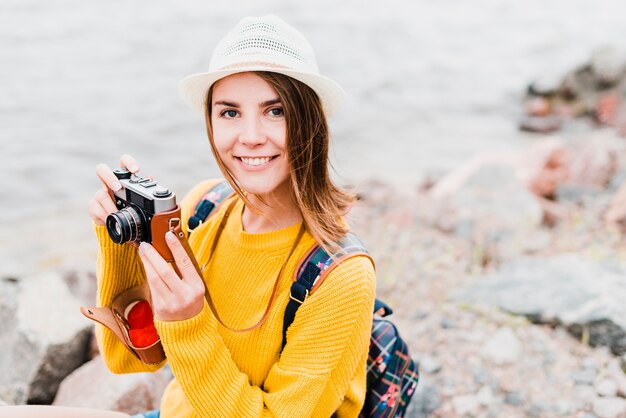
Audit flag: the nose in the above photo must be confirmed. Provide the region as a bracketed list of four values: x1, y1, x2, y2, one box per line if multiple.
[238, 116, 267, 147]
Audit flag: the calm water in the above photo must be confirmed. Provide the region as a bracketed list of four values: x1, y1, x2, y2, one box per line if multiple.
[2, 0, 625, 275]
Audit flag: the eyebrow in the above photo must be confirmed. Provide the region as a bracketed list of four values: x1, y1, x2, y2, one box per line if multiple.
[213, 98, 281, 108]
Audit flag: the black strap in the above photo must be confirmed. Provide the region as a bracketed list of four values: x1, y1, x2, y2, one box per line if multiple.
[281, 263, 320, 351]
[280, 233, 372, 352]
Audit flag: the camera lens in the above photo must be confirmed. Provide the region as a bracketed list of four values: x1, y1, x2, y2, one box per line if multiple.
[106, 206, 146, 244]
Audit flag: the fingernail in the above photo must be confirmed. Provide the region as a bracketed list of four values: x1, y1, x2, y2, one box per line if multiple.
[166, 231, 176, 242]
[128, 164, 139, 173]
[113, 181, 122, 191]
[138, 242, 145, 255]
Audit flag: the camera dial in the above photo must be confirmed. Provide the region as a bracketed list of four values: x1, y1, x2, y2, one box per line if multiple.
[113, 168, 132, 180]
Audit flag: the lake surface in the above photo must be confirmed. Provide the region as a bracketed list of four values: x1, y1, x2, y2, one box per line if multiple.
[2, 0, 625, 275]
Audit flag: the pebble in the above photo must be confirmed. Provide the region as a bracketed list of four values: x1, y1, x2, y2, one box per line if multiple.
[504, 391, 525, 406]
[482, 327, 522, 365]
[419, 355, 442, 374]
[527, 403, 544, 418]
[596, 378, 618, 397]
[593, 397, 626, 418]
[452, 394, 480, 416]
[472, 367, 489, 385]
[476, 386, 497, 406]
[406, 376, 441, 417]
[576, 384, 598, 404]
[441, 318, 456, 329]
[571, 368, 597, 385]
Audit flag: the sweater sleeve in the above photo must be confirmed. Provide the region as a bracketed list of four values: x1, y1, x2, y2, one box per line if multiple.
[94, 178, 225, 374]
[154, 256, 376, 418]
[93, 223, 165, 373]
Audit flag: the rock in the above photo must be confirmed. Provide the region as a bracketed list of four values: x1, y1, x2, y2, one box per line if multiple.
[417, 355, 442, 374]
[596, 92, 620, 125]
[525, 97, 551, 117]
[605, 181, 626, 228]
[527, 401, 548, 417]
[606, 359, 626, 398]
[62, 268, 98, 307]
[567, 139, 617, 188]
[0, 273, 92, 404]
[554, 398, 574, 415]
[559, 65, 597, 107]
[504, 391, 525, 406]
[590, 45, 626, 87]
[519, 115, 562, 133]
[597, 379, 619, 397]
[482, 327, 522, 365]
[446, 164, 543, 238]
[452, 394, 480, 416]
[440, 318, 456, 329]
[404, 376, 440, 418]
[592, 397, 626, 418]
[452, 255, 626, 355]
[528, 75, 562, 97]
[53, 356, 172, 415]
[476, 386, 497, 406]
[575, 384, 597, 404]
[572, 368, 597, 386]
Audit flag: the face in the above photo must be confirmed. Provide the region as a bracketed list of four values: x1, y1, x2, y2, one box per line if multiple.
[210, 72, 290, 199]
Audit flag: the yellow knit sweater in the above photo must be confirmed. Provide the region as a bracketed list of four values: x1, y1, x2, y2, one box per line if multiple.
[94, 180, 376, 418]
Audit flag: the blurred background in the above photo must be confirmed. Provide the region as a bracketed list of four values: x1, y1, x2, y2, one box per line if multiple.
[2, 0, 625, 276]
[2, 1, 626, 416]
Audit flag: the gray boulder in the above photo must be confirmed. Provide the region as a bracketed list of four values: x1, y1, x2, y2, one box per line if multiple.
[54, 356, 172, 415]
[404, 376, 440, 418]
[434, 164, 543, 239]
[452, 255, 626, 355]
[0, 273, 92, 404]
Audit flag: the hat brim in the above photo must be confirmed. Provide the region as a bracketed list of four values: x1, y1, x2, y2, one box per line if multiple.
[178, 66, 346, 117]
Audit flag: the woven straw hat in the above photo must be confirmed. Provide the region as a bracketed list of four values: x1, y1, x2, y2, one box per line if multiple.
[179, 15, 346, 117]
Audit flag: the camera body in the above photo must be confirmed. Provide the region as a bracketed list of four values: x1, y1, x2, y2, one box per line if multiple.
[106, 168, 181, 262]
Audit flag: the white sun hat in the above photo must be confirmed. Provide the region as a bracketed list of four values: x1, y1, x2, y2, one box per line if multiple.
[179, 15, 346, 117]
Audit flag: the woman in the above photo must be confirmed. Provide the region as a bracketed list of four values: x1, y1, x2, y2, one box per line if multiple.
[88, 15, 375, 418]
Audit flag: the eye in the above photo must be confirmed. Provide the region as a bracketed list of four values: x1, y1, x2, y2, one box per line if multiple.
[220, 109, 239, 118]
[268, 107, 284, 117]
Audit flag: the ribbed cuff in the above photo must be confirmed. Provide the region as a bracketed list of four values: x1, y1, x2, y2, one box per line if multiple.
[155, 300, 218, 346]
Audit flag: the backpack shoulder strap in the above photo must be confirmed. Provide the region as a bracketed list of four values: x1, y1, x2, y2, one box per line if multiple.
[281, 232, 374, 351]
[187, 180, 235, 235]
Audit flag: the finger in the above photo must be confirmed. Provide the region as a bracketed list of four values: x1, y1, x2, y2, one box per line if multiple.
[88, 197, 107, 225]
[138, 243, 173, 297]
[139, 242, 183, 292]
[120, 154, 140, 173]
[94, 188, 118, 215]
[96, 163, 122, 192]
[165, 231, 201, 283]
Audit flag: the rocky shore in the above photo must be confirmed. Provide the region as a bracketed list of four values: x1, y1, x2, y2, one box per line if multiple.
[3, 49, 626, 417]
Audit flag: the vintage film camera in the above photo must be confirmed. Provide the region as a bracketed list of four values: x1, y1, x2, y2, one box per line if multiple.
[106, 168, 181, 262]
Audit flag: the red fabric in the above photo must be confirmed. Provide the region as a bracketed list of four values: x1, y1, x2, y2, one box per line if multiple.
[127, 300, 159, 348]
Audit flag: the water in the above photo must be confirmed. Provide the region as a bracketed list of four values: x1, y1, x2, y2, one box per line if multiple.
[1, 0, 625, 274]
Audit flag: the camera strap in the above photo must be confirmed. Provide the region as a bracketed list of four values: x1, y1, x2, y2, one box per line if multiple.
[200, 199, 306, 333]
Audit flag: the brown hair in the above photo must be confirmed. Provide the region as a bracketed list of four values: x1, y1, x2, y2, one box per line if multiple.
[204, 71, 354, 253]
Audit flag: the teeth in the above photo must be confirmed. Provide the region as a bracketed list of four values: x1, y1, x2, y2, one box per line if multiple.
[241, 157, 272, 166]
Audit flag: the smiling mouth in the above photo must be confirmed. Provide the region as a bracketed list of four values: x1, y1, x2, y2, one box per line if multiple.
[236, 156, 278, 166]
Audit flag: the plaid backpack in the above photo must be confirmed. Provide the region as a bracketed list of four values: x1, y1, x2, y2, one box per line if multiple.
[189, 181, 420, 417]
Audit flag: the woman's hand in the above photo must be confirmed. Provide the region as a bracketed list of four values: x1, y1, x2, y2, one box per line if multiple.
[138, 231, 206, 321]
[88, 154, 140, 226]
